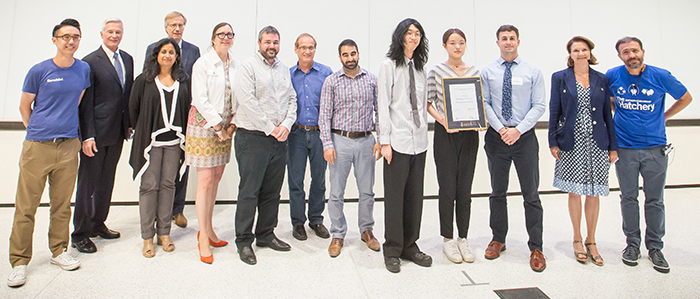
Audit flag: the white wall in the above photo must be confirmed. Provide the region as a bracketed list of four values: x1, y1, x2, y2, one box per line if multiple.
[1, 0, 699, 120]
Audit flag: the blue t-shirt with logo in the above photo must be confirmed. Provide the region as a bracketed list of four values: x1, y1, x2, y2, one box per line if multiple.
[606, 64, 686, 149]
[22, 58, 90, 141]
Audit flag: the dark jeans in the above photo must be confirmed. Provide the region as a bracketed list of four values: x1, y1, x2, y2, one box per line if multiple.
[616, 146, 667, 250]
[484, 128, 543, 251]
[172, 166, 188, 215]
[234, 129, 287, 249]
[382, 150, 426, 258]
[434, 123, 478, 239]
[72, 140, 124, 241]
[287, 126, 326, 227]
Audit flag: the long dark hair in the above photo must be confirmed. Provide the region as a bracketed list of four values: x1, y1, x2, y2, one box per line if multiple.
[387, 18, 429, 71]
[143, 38, 187, 82]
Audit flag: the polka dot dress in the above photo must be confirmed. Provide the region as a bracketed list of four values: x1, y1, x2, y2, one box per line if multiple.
[553, 82, 610, 196]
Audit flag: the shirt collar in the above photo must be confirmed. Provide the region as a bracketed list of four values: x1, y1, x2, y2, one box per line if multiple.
[403, 56, 414, 66]
[178, 40, 183, 50]
[101, 44, 119, 58]
[497, 55, 521, 66]
[338, 67, 366, 78]
[291, 61, 319, 74]
[204, 49, 231, 66]
[256, 51, 278, 67]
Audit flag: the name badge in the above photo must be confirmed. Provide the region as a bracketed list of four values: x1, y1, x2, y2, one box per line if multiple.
[511, 77, 523, 86]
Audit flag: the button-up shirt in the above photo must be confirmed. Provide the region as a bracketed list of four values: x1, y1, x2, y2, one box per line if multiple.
[191, 50, 239, 127]
[232, 52, 297, 135]
[319, 68, 379, 151]
[481, 56, 546, 133]
[101, 44, 125, 82]
[290, 61, 333, 126]
[377, 57, 428, 155]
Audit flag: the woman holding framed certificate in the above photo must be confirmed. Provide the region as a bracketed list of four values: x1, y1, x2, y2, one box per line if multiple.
[426, 28, 480, 264]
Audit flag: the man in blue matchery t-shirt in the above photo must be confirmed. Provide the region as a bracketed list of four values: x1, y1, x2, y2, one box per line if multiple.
[607, 36, 692, 274]
[7, 19, 90, 288]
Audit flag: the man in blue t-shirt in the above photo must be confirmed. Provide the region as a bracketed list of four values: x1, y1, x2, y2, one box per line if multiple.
[607, 36, 692, 274]
[7, 19, 91, 288]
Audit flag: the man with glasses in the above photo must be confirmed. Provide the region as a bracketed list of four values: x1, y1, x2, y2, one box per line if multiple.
[287, 33, 333, 241]
[144, 11, 200, 228]
[8, 18, 90, 287]
[70, 18, 134, 254]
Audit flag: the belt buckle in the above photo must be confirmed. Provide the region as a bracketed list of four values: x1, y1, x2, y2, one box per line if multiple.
[52, 137, 67, 144]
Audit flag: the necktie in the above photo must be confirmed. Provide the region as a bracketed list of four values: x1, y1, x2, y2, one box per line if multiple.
[113, 52, 124, 88]
[502, 61, 514, 121]
[408, 61, 420, 127]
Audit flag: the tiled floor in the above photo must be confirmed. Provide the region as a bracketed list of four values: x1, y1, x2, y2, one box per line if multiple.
[1, 188, 699, 298]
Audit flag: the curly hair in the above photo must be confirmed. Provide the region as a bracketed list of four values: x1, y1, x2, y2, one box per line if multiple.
[386, 18, 429, 71]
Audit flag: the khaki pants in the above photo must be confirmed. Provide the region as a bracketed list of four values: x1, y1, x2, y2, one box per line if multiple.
[9, 138, 80, 267]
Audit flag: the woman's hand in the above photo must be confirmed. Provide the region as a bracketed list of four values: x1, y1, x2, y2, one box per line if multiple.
[609, 150, 618, 163]
[550, 146, 561, 161]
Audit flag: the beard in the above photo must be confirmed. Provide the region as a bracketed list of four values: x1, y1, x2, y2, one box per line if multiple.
[625, 57, 644, 69]
[260, 48, 278, 60]
[342, 60, 357, 70]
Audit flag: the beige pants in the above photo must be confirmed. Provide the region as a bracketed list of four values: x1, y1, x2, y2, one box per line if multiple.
[9, 138, 80, 267]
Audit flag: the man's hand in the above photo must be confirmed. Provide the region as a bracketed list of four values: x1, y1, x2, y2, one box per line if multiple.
[127, 127, 134, 140]
[373, 142, 382, 161]
[271, 126, 289, 142]
[501, 128, 521, 145]
[381, 145, 393, 164]
[550, 146, 561, 160]
[324, 148, 336, 165]
[82, 139, 98, 157]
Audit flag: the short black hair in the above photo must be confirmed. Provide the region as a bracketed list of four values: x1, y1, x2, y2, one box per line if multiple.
[615, 36, 644, 54]
[496, 24, 519, 39]
[338, 39, 358, 54]
[52, 18, 81, 37]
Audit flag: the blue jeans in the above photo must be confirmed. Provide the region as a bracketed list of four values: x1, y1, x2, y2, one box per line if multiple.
[616, 146, 667, 250]
[286, 126, 326, 227]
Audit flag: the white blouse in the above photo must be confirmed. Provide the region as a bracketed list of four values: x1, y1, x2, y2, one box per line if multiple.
[190, 49, 239, 127]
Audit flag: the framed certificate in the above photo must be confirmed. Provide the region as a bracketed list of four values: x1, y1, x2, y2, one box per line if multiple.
[441, 76, 488, 130]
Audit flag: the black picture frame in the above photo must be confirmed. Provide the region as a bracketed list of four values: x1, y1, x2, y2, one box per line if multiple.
[441, 76, 488, 130]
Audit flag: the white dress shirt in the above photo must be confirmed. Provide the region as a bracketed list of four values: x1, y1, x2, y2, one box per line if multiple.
[191, 49, 239, 127]
[101, 44, 126, 84]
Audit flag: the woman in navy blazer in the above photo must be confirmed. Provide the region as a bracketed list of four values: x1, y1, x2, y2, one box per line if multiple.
[548, 36, 617, 266]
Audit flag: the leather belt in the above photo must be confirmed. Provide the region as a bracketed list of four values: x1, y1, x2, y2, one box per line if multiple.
[332, 129, 371, 139]
[45, 137, 70, 144]
[294, 123, 319, 131]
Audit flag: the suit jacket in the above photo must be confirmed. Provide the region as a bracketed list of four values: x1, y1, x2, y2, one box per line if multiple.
[80, 46, 135, 146]
[144, 40, 200, 77]
[548, 67, 617, 151]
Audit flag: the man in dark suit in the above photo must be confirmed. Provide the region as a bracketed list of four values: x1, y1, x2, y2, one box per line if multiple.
[71, 18, 134, 253]
[143, 11, 200, 228]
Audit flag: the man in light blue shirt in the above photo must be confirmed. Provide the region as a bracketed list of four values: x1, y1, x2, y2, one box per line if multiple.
[288, 33, 333, 241]
[480, 25, 547, 272]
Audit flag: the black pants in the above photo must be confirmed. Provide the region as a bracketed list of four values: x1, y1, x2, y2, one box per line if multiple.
[484, 127, 543, 251]
[382, 150, 426, 258]
[434, 123, 478, 239]
[234, 129, 287, 249]
[72, 140, 123, 241]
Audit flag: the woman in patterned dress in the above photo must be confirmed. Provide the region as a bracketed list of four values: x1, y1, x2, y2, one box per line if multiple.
[548, 36, 617, 266]
[186, 22, 239, 264]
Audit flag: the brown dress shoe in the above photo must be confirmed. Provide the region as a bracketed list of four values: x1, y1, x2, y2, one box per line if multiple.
[173, 213, 188, 228]
[484, 241, 506, 260]
[361, 230, 381, 251]
[530, 249, 546, 272]
[328, 238, 344, 257]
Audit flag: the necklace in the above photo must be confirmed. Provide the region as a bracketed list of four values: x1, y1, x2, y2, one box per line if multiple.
[574, 71, 589, 78]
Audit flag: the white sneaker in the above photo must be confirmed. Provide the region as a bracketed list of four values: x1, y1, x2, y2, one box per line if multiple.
[7, 265, 27, 287]
[51, 251, 80, 271]
[443, 239, 462, 264]
[458, 238, 475, 263]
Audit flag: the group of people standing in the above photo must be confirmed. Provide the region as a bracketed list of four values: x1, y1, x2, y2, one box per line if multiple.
[7, 12, 692, 287]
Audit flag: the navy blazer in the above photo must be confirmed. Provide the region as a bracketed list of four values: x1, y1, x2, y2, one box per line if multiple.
[144, 40, 200, 77]
[80, 47, 134, 146]
[548, 67, 617, 151]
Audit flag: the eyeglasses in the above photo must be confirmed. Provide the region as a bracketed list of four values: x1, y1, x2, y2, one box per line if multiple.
[405, 31, 421, 38]
[55, 34, 81, 42]
[167, 24, 185, 29]
[216, 32, 235, 39]
[298, 46, 315, 52]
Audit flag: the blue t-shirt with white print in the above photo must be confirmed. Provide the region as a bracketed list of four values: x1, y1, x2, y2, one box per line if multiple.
[22, 58, 90, 141]
[606, 64, 686, 149]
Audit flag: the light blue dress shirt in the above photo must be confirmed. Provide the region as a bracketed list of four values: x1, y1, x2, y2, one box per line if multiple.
[481, 56, 546, 133]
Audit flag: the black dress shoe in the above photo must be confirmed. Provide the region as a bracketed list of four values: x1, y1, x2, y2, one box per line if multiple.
[309, 223, 330, 239]
[91, 227, 121, 239]
[238, 246, 257, 265]
[256, 237, 291, 251]
[384, 257, 401, 273]
[401, 251, 432, 267]
[71, 238, 97, 253]
[292, 225, 307, 241]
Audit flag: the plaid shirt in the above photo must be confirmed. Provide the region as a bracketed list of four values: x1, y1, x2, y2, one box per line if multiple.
[319, 68, 378, 151]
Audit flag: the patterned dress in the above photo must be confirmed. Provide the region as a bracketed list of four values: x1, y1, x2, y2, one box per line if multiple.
[185, 61, 233, 167]
[553, 82, 610, 196]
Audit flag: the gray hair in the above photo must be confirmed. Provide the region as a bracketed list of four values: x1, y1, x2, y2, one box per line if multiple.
[258, 25, 280, 42]
[101, 18, 123, 32]
[164, 11, 186, 27]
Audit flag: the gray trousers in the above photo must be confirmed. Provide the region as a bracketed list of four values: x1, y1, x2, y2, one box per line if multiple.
[616, 146, 667, 250]
[139, 145, 180, 239]
[328, 133, 376, 239]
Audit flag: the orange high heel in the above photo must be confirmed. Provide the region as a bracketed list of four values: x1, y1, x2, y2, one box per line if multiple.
[198, 230, 228, 247]
[198, 242, 213, 264]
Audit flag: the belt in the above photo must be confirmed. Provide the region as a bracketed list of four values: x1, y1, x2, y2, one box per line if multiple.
[294, 123, 319, 131]
[332, 129, 371, 139]
[41, 137, 70, 144]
